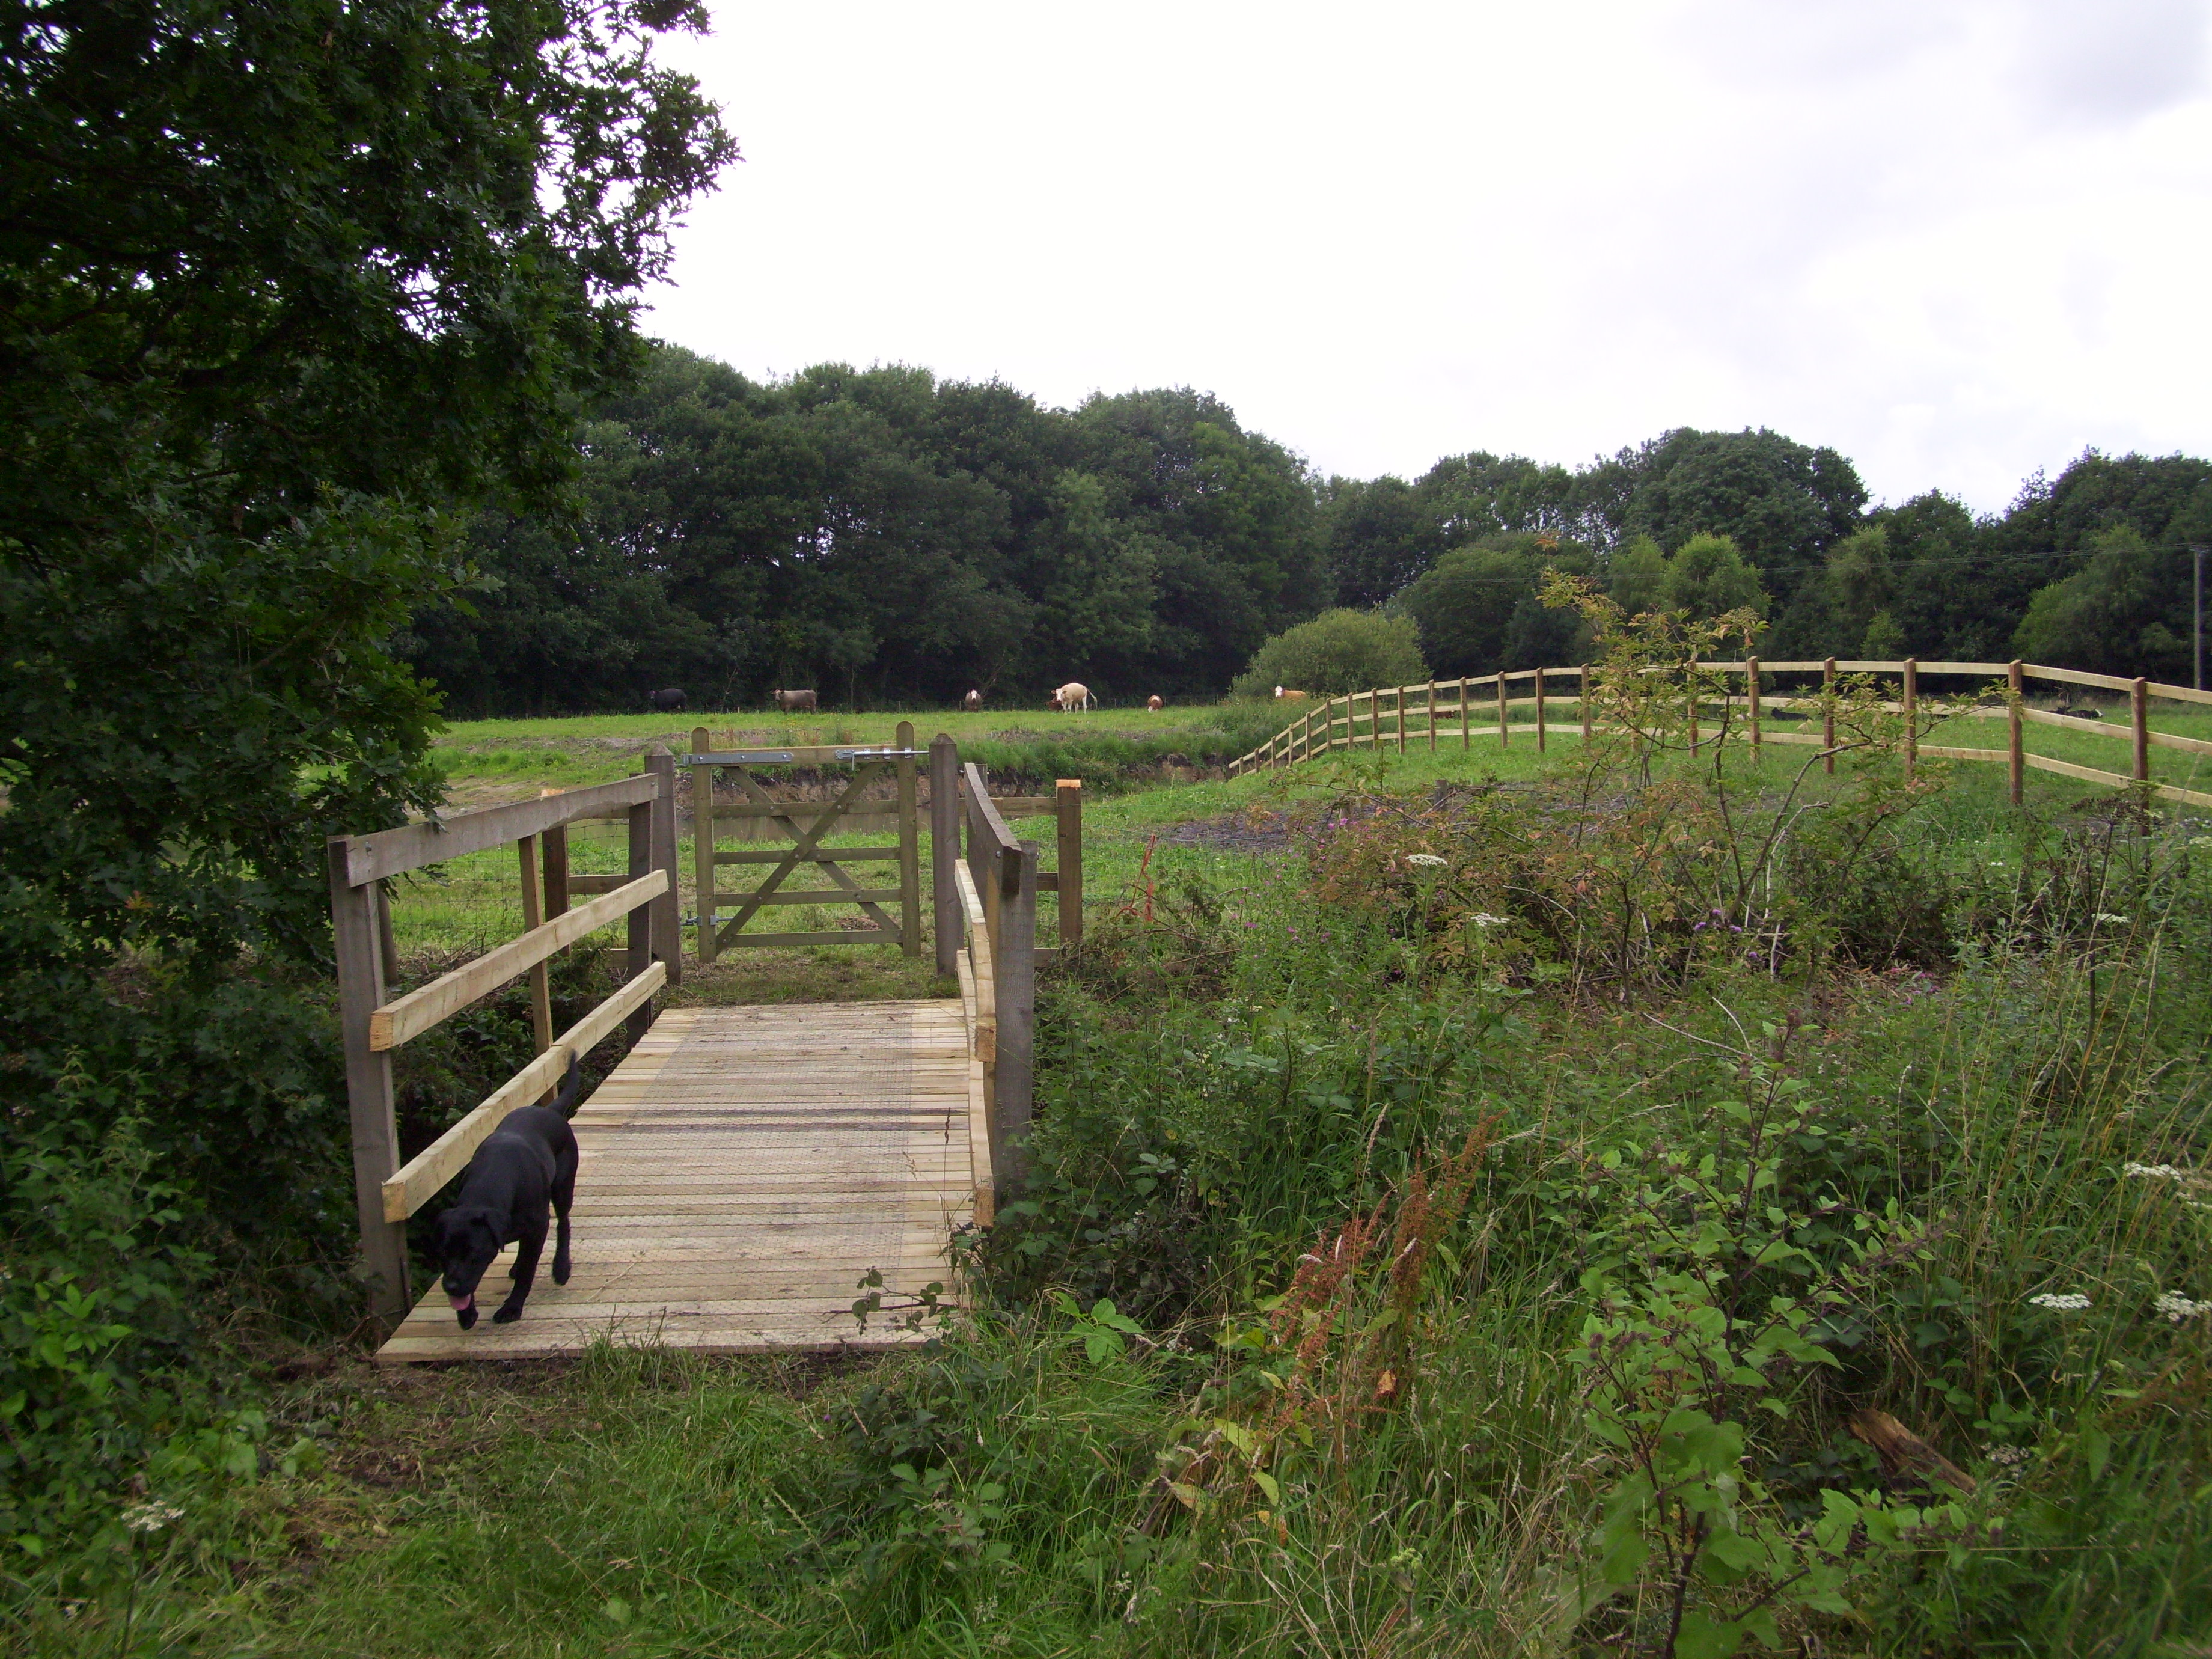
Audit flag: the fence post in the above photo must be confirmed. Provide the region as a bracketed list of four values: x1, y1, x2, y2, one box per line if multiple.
[691, 726, 716, 964]
[1822, 658, 1837, 775]
[896, 721, 921, 956]
[2132, 679, 2150, 781]
[1687, 671, 1700, 755]
[626, 777, 655, 1042]
[647, 747, 680, 986]
[1427, 681, 1437, 751]
[2007, 661, 2024, 805]
[996, 844, 1039, 1192]
[1497, 674, 1509, 748]
[1461, 678, 1470, 748]
[1902, 659, 1917, 778]
[518, 834, 554, 1065]
[328, 841, 411, 1328]
[1535, 667, 1547, 751]
[930, 735, 959, 977]
[1580, 667, 1593, 742]
[1056, 779, 1083, 946]
[540, 789, 570, 918]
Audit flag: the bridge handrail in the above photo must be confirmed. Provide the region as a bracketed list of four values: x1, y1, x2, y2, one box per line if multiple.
[329, 748, 682, 1327]
[1226, 658, 2212, 810]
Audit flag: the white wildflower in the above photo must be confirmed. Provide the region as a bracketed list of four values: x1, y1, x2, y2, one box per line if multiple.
[1405, 854, 1448, 868]
[121, 1500, 184, 1535]
[2124, 1163, 2186, 1180]
[2092, 912, 2130, 925]
[2154, 1291, 2211, 1323]
[1468, 913, 1509, 928]
[1984, 1444, 2030, 1467]
[2029, 1292, 2092, 1312]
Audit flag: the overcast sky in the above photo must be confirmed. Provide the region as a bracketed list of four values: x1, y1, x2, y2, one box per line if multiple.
[642, 1, 2212, 515]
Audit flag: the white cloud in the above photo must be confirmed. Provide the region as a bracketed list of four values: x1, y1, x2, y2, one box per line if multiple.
[642, 1, 2212, 513]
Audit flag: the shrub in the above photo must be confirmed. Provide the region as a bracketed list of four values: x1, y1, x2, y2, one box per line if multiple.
[1229, 608, 1426, 700]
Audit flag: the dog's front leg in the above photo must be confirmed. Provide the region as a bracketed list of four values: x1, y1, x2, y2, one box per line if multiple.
[495, 1218, 547, 1323]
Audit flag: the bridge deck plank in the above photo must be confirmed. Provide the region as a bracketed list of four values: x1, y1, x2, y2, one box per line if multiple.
[374, 1000, 976, 1362]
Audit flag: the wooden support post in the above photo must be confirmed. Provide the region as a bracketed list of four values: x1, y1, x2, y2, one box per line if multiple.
[328, 842, 409, 1327]
[691, 727, 716, 964]
[1497, 674, 1509, 747]
[1461, 678, 1470, 748]
[2007, 660, 2024, 805]
[1580, 667, 1593, 742]
[995, 843, 1039, 1192]
[1427, 680, 1437, 751]
[1535, 667, 1547, 751]
[1822, 658, 1837, 775]
[1747, 658, 1762, 753]
[1395, 686, 1405, 753]
[374, 879, 400, 986]
[1902, 659, 1917, 777]
[517, 836, 555, 1076]
[2132, 678, 2150, 781]
[896, 720, 921, 956]
[540, 789, 570, 918]
[626, 784, 655, 1043]
[647, 747, 680, 986]
[930, 735, 960, 977]
[1056, 779, 1083, 946]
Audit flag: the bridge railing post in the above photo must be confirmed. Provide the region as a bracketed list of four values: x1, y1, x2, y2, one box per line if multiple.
[692, 727, 716, 964]
[646, 747, 680, 987]
[627, 773, 655, 1042]
[896, 721, 921, 956]
[996, 843, 1037, 1191]
[930, 735, 959, 976]
[328, 842, 411, 1330]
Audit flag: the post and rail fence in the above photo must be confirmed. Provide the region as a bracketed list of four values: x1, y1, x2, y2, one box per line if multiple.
[1226, 659, 2212, 811]
[331, 735, 1077, 1326]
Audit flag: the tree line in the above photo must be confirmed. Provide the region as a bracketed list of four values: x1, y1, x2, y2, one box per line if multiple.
[410, 356, 2212, 713]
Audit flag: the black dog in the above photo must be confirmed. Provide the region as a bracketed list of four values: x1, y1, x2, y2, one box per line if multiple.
[433, 1061, 581, 1328]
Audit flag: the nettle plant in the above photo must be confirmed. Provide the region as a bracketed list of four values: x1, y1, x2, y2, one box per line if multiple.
[1567, 1025, 1961, 1657]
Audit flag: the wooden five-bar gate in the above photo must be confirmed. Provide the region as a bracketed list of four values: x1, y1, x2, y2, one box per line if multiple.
[329, 735, 1079, 1361]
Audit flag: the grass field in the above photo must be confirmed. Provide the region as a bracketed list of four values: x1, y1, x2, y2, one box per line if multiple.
[28, 697, 2212, 1658]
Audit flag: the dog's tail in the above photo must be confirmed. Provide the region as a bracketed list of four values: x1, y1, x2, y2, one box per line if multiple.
[552, 1057, 583, 1114]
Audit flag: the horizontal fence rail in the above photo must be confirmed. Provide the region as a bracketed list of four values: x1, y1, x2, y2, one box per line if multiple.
[1227, 659, 2212, 811]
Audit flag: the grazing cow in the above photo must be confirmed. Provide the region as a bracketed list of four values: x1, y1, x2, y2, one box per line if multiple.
[772, 688, 818, 712]
[1273, 686, 1310, 703]
[1049, 682, 1093, 712]
[1146, 695, 1163, 712]
[649, 687, 688, 712]
[961, 689, 983, 712]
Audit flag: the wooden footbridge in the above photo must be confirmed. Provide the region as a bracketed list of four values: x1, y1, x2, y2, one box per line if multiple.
[328, 727, 1081, 1361]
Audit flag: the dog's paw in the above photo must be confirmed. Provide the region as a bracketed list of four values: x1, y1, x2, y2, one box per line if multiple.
[456, 1306, 478, 1330]
[552, 1257, 572, 1286]
[492, 1304, 524, 1324]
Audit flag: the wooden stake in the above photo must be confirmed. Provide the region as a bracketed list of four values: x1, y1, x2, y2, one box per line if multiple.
[1056, 778, 1083, 947]
[2133, 677, 2150, 781]
[930, 735, 960, 977]
[1535, 667, 1546, 751]
[691, 727, 715, 964]
[1823, 657, 1838, 775]
[517, 834, 555, 1081]
[1497, 674, 1509, 747]
[2007, 660, 2024, 805]
[896, 721, 921, 956]
[1902, 659, 1917, 777]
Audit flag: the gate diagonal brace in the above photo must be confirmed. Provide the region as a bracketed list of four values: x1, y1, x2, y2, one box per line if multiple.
[716, 762, 900, 947]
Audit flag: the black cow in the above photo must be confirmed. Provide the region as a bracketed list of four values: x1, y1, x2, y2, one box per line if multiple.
[649, 687, 688, 712]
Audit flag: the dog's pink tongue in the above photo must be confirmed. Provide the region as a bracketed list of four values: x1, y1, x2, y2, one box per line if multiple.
[448, 1293, 474, 1312]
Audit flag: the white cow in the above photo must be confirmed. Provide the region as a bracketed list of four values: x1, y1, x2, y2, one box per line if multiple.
[1049, 682, 1093, 712]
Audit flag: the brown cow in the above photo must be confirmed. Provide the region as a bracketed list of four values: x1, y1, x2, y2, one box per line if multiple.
[1273, 685, 1310, 703]
[1146, 695, 1163, 712]
[772, 688, 817, 712]
[961, 689, 983, 712]
[1049, 682, 1092, 712]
